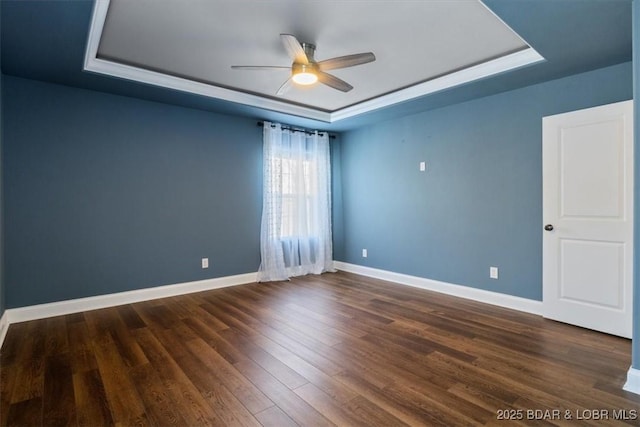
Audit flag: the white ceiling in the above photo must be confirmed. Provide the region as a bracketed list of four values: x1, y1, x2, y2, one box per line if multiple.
[86, 0, 543, 122]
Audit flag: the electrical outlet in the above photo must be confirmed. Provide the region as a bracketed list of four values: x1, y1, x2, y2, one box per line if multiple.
[490, 266, 498, 279]
[419, 161, 426, 172]
[202, 258, 209, 269]
[362, 249, 368, 258]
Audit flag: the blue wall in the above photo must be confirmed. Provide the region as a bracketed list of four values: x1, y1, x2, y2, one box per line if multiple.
[331, 138, 345, 261]
[337, 62, 633, 301]
[2, 76, 265, 308]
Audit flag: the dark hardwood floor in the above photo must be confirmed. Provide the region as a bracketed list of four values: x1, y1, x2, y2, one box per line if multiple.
[1, 271, 639, 426]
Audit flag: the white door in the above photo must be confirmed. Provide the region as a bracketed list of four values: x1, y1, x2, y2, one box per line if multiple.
[542, 100, 634, 338]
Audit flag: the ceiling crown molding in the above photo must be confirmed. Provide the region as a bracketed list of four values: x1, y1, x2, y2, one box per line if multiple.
[84, 0, 544, 123]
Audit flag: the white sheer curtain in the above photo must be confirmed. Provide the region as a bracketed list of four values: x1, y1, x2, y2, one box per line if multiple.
[257, 121, 334, 282]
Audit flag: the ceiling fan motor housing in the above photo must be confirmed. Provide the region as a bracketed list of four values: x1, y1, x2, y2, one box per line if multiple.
[292, 62, 317, 74]
[300, 43, 316, 63]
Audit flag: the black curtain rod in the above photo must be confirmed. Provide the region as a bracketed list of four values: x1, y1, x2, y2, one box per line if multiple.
[257, 121, 335, 139]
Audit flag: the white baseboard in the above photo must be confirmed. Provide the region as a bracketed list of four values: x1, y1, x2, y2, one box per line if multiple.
[0, 311, 9, 351]
[623, 367, 640, 395]
[333, 261, 543, 315]
[3, 272, 257, 328]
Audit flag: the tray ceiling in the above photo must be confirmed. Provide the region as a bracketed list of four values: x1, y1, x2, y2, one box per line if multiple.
[85, 0, 543, 123]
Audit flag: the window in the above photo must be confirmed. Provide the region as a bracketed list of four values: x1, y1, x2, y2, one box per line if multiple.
[257, 122, 334, 282]
[276, 154, 315, 238]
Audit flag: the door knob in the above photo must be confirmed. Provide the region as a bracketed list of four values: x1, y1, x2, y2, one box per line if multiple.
[544, 224, 554, 231]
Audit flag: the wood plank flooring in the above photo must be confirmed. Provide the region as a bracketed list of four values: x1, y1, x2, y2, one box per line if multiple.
[1, 271, 639, 426]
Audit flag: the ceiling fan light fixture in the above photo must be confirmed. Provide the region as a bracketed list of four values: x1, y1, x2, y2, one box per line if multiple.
[291, 63, 318, 85]
[292, 72, 318, 85]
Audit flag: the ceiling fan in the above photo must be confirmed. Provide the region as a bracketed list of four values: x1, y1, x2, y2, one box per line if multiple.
[231, 34, 376, 95]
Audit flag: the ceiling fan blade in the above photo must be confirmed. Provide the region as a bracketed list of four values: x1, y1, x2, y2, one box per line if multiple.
[317, 71, 353, 92]
[276, 77, 293, 95]
[231, 65, 290, 70]
[280, 34, 309, 64]
[317, 52, 376, 71]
